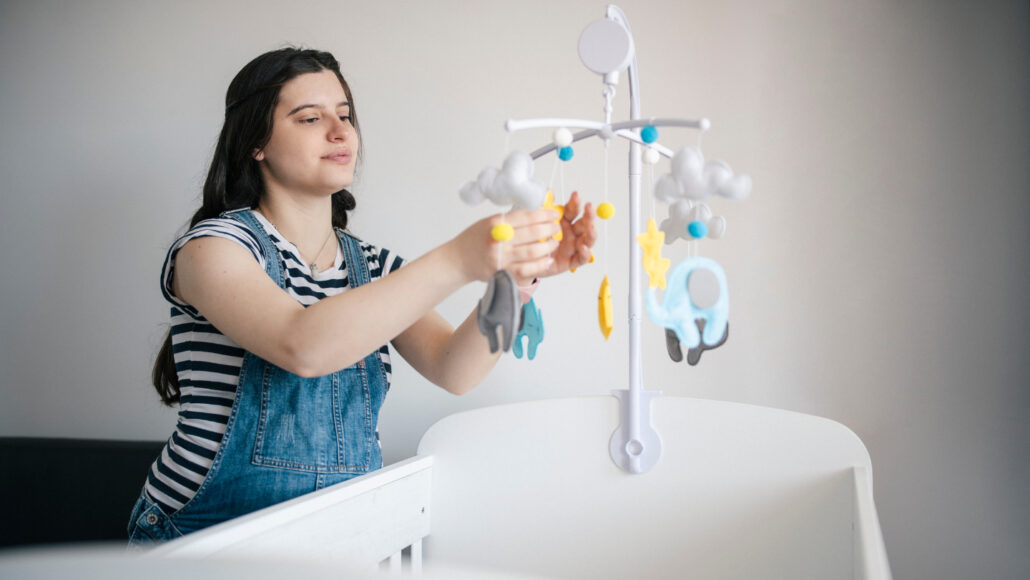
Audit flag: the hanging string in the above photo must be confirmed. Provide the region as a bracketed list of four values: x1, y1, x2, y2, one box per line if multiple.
[549, 152, 559, 191]
[499, 130, 511, 272]
[695, 133, 703, 261]
[603, 139, 610, 206]
[559, 158, 566, 204]
[649, 162, 656, 222]
[603, 139, 609, 275]
[497, 208, 506, 271]
[602, 83, 615, 275]
[688, 198, 695, 259]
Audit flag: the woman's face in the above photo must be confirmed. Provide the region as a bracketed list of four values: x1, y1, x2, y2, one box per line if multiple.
[254, 69, 359, 199]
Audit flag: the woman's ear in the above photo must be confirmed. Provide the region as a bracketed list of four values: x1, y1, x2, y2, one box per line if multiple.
[252, 149, 265, 161]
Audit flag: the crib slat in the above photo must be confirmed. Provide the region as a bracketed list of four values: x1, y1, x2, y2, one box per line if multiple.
[853, 466, 892, 579]
[389, 551, 402, 574]
[411, 539, 423, 575]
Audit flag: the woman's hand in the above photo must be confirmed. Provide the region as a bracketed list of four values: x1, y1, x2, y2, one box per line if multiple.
[447, 208, 562, 284]
[446, 191, 598, 286]
[537, 191, 598, 278]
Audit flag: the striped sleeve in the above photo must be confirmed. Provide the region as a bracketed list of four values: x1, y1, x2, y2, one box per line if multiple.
[160, 218, 265, 321]
[360, 240, 405, 281]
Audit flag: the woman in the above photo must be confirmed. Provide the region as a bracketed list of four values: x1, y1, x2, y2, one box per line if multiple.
[127, 47, 596, 545]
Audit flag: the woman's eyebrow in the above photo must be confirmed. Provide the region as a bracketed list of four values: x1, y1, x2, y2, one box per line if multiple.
[287, 101, 350, 116]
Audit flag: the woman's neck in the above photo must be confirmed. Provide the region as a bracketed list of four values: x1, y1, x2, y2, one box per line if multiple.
[255, 194, 335, 264]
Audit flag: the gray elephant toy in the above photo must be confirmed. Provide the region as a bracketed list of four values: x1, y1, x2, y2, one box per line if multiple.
[665, 320, 729, 365]
[477, 269, 523, 353]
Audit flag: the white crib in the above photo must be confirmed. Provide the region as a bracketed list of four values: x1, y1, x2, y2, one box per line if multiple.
[139, 396, 891, 579]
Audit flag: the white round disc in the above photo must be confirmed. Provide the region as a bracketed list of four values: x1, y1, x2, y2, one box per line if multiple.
[578, 19, 634, 75]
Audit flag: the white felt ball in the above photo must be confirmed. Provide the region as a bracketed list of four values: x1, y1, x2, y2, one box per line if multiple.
[553, 128, 574, 148]
[644, 148, 661, 165]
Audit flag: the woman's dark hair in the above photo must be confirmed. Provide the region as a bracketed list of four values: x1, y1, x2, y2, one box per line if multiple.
[152, 47, 361, 405]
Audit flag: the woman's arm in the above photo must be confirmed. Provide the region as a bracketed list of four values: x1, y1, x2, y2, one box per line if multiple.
[390, 191, 599, 395]
[390, 308, 496, 395]
[172, 209, 560, 378]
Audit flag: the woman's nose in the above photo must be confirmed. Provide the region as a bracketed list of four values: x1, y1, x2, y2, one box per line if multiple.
[328, 117, 350, 141]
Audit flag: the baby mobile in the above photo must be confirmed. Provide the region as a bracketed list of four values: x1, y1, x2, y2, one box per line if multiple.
[459, 6, 752, 474]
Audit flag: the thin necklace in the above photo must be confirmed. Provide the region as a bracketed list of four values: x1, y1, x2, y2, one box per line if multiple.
[256, 208, 336, 274]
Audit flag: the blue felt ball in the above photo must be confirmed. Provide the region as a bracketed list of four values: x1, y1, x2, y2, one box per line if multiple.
[687, 220, 708, 239]
[558, 146, 574, 161]
[641, 125, 658, 144]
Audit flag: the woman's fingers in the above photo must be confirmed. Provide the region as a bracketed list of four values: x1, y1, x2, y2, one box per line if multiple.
[479, 199, 601, 278]
[575, 202, 598, 244]
[563, 191, 583, 221]
[508, 238, 558, 261]
[514, 221, 561, 243]
[497, 208, 560, 228]
[511, 255, 554, 279]
[486, 210, 560, 245]
[577, 242, 592, 263]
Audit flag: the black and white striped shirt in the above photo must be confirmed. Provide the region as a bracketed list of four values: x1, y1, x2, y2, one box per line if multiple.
[145, 210, 404, 514]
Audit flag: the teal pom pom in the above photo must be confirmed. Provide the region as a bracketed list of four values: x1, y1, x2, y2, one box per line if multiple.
[641, 125, 658, 144]
[558, 146, 574, 161]
[687, 220, 708, 239]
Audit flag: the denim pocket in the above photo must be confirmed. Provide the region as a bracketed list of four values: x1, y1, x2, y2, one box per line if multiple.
[126, 491, 183, 547]
[251, 360, 372, 473]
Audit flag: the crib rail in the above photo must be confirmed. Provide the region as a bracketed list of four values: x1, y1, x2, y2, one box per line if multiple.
[852, 466, 892, 580]
[148, 455, 433, 573]
[139, 398, 892, 578]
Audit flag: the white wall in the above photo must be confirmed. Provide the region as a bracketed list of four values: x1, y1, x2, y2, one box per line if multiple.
[1, 0, 1026, 577]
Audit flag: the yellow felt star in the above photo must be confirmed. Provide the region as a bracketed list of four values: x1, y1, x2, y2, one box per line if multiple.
[637, 218, 670, 289]
[540, 190, 564, 242]
[569, 251, 594, 273]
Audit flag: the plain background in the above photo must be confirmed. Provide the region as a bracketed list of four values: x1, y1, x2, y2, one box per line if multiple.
[1, 0, 1027, 577]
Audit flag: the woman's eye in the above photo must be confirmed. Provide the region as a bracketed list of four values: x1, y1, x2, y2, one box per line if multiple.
[339, 115, 352, 123]
[300, 117, 319, 124]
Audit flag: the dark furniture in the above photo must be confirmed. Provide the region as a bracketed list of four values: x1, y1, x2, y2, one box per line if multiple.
[0, 437, 164, 547]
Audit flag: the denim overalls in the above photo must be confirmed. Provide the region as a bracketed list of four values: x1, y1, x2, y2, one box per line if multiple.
[128, 209, 388, 545]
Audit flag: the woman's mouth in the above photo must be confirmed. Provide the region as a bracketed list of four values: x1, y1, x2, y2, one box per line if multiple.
[322, 150, 352, 164]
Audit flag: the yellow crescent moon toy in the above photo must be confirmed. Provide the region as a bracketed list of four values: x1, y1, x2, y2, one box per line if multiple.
[598, 275, 613, 340]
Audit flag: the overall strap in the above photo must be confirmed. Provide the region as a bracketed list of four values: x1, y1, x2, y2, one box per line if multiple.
[338, 230, 372, 288]
[222, 208, 286, 288]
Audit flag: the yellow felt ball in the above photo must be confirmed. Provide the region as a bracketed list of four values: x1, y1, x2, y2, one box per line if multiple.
[597, 202, 615, 220]
[491, 223, 514, 241]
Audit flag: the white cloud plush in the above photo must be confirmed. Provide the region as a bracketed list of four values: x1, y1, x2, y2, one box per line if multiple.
[654, 146, 752, 202]
[660, 200, 726, 244]
[459, 151, 546, 210]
